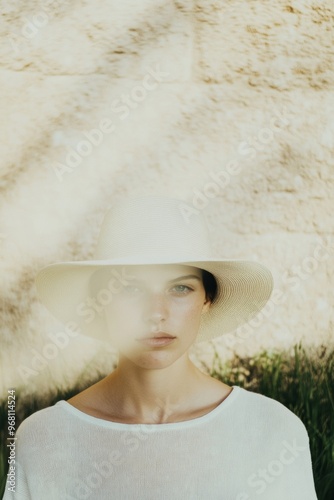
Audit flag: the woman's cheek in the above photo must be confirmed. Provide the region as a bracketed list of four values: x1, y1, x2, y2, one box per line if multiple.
[177, 296, 205, 316]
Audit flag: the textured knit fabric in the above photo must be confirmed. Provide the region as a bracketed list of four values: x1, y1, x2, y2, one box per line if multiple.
[2, 385, 318, 500]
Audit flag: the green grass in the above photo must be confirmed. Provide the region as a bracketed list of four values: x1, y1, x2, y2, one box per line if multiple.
[1, 343, 333, 499]
[200, 342, 334, 500]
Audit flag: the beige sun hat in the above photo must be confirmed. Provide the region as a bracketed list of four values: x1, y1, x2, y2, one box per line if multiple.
[35, 195, 274, 344]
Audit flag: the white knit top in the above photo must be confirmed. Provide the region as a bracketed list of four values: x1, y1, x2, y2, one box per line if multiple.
[3, 385, 318, 499]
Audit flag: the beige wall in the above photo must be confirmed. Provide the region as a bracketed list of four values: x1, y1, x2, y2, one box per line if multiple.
[1, 0, 333, 399]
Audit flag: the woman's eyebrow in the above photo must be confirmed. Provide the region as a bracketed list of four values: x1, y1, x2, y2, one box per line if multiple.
[168, 275, 201, 283]
[128, 274, 201, 283]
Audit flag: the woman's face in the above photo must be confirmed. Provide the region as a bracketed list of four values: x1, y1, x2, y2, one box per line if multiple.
[104, 264, 211, 367]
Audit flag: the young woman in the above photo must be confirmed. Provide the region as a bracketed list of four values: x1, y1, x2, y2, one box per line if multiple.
[3, 196, 318, 499]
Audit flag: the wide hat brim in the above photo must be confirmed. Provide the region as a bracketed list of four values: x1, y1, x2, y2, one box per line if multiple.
[35, 256, 274, 345]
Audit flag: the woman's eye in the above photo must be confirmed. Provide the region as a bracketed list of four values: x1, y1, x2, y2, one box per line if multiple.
[171, 285, 192, 294]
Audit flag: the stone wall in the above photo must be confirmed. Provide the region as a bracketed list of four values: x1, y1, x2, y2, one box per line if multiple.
[1, 0, 333, 398]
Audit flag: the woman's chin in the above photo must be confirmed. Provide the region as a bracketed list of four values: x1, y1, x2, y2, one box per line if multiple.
[119, 348, 181, 369]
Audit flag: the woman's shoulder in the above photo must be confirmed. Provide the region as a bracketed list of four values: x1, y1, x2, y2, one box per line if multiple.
[235, 386, 308, 434]
[15, 400, 69, 444]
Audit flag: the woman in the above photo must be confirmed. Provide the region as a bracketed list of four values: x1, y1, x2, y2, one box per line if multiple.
[3, 196, 318, 499]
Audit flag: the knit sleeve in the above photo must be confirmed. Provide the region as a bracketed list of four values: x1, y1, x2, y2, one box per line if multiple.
[2, 459, 31, 500]
[234, 390, 319, 500]
[2, 423, 32, 500]
[288, 419, 318, 500]
[244, 413, 319, 500]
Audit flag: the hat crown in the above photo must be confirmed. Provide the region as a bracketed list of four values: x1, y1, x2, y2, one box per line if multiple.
[94, 196, 212, 261]
[35, 195, 274, 344]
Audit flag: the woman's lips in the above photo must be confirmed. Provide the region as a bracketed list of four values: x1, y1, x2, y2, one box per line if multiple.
[137, 332, 175, 339]
[136, 337, 176, 347]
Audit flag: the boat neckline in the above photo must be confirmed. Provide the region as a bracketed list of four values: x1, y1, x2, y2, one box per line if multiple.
[55, 385, 242, 430]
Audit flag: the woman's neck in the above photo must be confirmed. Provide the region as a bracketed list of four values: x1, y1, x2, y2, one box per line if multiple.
[67, 354, 232, 424]
[103, 356, 199, 417]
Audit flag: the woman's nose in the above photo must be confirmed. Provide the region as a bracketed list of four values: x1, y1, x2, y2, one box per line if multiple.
[143, 293, 168, 325]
